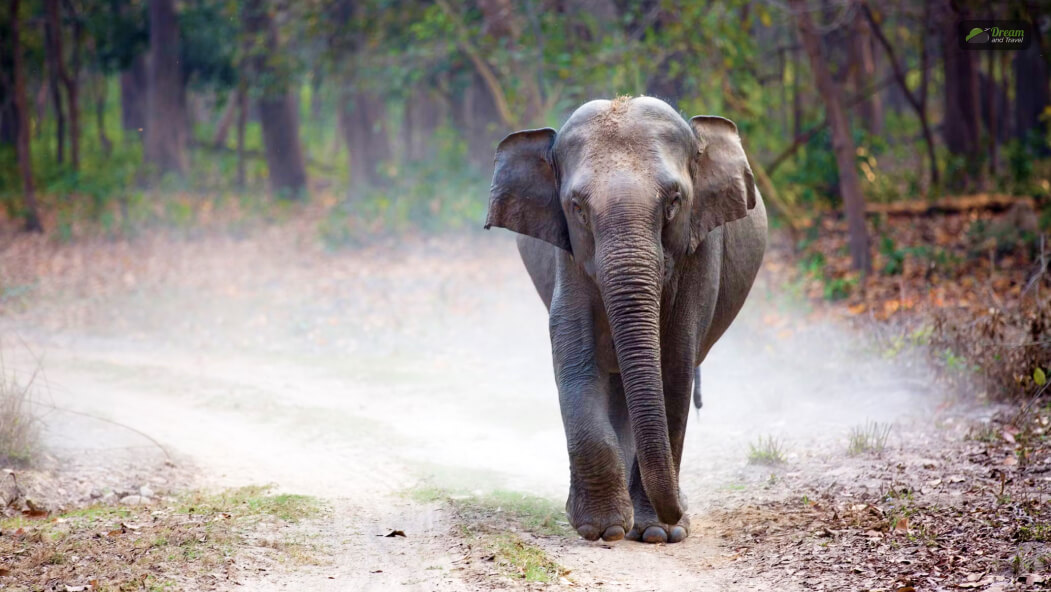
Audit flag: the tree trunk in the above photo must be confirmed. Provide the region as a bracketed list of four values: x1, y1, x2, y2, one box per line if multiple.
[211, 93, 238, 148]
[236, 83, 246, 189]
[145, 0, 187, 176]
[340, 89, 392, 191]
[791, 0, 871, 273]
[120, 53, 147, 134]
[45, 0, 78, 171]
[456, 71, 502, 170]
[792, 44, 802, 140]
[242, 0, 308, 198]
[851, 8, 882, 135]
[402, 82, 445, 163]
[1013, 2, 1050, 153]
[12, 0, 43, 232]
[33, 81, 47, 140]
[0, 19, 17, 147]
[95, 75, 112, 157]
[43, 1, 65, 164]
[940, 0, 982, 190]
[67, 0, 82, 171]
[259, 94, 308, 197]
[986, 55, 998, 176]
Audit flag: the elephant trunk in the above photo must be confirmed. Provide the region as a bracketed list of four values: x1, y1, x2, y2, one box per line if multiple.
[597, 229, 683, 526]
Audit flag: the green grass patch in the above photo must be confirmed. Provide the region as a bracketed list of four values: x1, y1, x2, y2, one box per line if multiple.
[179, 485, 321, 522]
[748, 435, 787, 466]
[406, 486, 571, 537]
[848, 421, 893, 456]
[1017, 523, 1051, 543]
[485, 532, 567, 583]
[404, 485, 570, 583]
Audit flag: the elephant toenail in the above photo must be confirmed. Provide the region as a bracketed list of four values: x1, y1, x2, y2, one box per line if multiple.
[668, 526, 687, 543]
[601, 525, 625, 541]
[642, 526, 668, 544]
[577, 525, 601, 541]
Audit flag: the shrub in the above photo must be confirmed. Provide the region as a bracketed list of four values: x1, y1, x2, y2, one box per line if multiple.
[0, 364, 39, 467]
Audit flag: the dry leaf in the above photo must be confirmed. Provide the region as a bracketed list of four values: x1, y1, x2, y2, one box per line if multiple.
[894, 517, 909, 533]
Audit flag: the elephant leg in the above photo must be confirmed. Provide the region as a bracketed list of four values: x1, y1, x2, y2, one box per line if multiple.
[625, 360, 695, 544]
[560, 371, 633, 542]
[550, 283, 633, 542]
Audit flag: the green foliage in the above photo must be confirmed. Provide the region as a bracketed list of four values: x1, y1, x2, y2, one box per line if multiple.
[319, 124, 488, 247]
[10, 0, 1051, 246]
[180, 1, 240, 91]
[85, 0, 148, 73]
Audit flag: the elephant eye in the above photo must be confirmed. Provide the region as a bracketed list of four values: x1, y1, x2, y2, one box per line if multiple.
[665, 192, 682, 221]
[571, 200, 587, 226]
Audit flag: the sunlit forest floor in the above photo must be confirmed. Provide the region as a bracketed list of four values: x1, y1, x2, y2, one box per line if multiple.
[0, 203, 1049, 591]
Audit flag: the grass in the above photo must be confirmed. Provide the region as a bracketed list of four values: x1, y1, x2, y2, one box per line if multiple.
[1017, 523, 1051, 543]
[848, 421, 893, 456]
[406, 486, 569, 583]
[748, 435, 787, 465]
[179, 485, 321, 522]
[0, 485, 324, 590]
[0, 359, 40, 467]
[408, 486, 572, 537]
[485, 532, 567, 583]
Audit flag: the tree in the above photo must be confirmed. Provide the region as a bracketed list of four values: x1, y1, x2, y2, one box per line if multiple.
[0, 15, 18, 148]
[144, 0, 188, 176]
[120, 54, 147, 135]
[940, 0, 981, 190]
[43, 0, 67, 164]
[12, 0, 44, 232]
[1013, 2, 1050, 153]
[791, 0, 871, 273]
[849, 7, 882, 135]
[862, 2, 939, 188]
[340, 89, 392, 190]
[242, 0, 308, 198]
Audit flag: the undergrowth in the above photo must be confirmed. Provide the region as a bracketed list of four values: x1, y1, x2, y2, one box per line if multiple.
[0, 360, 39, 467]
[0, 485, 324, 589]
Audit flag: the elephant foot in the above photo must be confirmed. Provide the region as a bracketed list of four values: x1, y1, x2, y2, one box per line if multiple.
[566, 485, 633, 542]
[626, 512, 690, 544]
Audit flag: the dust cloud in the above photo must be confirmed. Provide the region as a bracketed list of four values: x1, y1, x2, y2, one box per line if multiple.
[1, 230, 940, 507]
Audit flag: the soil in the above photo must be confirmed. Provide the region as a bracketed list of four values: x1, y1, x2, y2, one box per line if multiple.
[0, 228, 1045, 591]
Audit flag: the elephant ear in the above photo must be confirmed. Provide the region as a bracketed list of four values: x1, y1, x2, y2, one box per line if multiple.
[484, 128, 570, 252]
[688, 116, 757, 252]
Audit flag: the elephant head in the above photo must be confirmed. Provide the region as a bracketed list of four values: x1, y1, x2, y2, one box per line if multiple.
[485, 96, 757, 526]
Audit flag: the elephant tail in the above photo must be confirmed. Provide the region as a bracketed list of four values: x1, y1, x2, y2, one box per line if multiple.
[692, 366, 702, 411]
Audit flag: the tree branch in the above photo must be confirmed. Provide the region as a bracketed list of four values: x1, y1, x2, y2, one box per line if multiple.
[434, 0, 518, 129]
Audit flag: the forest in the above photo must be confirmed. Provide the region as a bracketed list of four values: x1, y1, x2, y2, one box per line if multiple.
[0, 0, 1047, 251]
[2, 1, 1051, 590]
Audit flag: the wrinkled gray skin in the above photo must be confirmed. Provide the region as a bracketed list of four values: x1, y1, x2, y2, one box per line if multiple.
[485, 97, 767, 544]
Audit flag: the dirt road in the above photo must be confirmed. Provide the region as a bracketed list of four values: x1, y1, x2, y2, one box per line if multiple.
[0, 231, 976, 590]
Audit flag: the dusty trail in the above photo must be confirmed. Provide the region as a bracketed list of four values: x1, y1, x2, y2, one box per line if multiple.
[0, 232, 948, 590]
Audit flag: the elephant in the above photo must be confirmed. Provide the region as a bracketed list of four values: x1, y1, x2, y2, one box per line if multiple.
[484, 96, 767, 544]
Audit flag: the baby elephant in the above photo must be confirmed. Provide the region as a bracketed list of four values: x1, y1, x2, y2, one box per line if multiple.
[485, 96, 767, 543]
